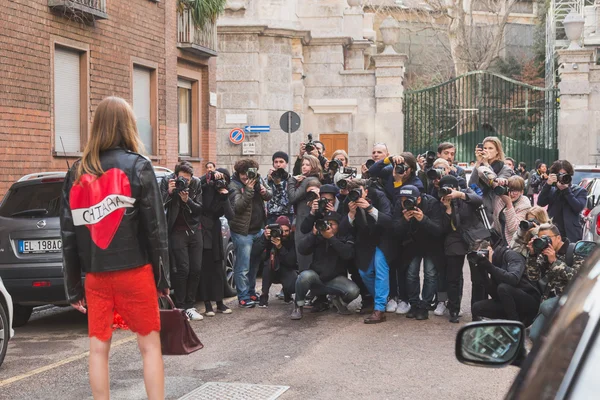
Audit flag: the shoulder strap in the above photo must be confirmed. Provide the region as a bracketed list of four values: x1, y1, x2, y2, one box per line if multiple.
[566, 242, 577, 267]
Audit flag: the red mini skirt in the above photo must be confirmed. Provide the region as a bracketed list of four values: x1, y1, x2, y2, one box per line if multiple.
[85, 264, 160, 341]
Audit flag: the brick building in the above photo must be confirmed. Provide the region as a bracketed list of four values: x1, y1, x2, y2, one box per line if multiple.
[0, 0, 217, 197]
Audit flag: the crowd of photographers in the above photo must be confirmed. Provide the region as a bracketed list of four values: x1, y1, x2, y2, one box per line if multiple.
[159, 134, 591, 340]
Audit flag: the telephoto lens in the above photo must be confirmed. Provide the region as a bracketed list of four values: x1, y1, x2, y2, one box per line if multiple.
[493, 185, 509, 196]
[557, 173, 572, 185]
[426, 168, 444, 181]
[336, 179, 349, 190]
[365, 159, 375, 169]
[394, 163, 406, 175]
[519, 219, 538, 231]
[329, 159, 343, 172]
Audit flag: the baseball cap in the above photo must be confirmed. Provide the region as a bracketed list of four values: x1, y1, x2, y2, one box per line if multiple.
[439, 175, 459, 189]
[322, 211, 341, 223]
[397, 185, 420, 199]
[320, 184, 338, 195]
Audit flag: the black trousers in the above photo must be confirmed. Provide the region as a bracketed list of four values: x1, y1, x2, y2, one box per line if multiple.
[199, 249, 225, 303]
[446, 255, 466, 313]
[472, 283, 540, 326]
[170, 229, 203, 309]
[389, 256, 408, 301]
[262, 265, 298, 300]
[468, 259, 487, 307]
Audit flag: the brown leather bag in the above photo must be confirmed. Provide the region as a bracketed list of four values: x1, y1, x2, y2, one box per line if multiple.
[159, 296, 204, 355]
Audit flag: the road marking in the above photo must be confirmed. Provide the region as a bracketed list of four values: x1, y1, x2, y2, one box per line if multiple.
[0, 335, 137, 388]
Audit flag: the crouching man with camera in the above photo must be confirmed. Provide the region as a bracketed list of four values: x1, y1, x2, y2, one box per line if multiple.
[254, 217, 298, 307]
[160, 161, 204, 320]
[291, 212, 360, 320]
[229, 159, 273, 308]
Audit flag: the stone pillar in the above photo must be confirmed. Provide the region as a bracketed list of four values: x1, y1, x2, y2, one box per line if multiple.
[557, 49, 595, 164]
[343, 0, 364, 40]
[372, 17, 407, 154]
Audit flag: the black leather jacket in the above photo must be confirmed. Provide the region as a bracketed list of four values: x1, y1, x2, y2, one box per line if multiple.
[160, 173, 203, 233]
[60, 148, 170, 303]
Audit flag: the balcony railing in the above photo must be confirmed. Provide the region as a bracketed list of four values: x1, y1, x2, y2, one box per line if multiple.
[177, 8, 218, 57]
[48, 0, 108, 20]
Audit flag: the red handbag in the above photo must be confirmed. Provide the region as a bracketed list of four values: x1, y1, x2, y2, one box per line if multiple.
[159, 296, 204, 355]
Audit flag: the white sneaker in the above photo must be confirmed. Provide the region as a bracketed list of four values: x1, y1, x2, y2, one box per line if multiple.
[185, 308, 204, 321]
[395, 301, 411, 314]
[386, 299, 398, 313]
[434, 302, 447, 316]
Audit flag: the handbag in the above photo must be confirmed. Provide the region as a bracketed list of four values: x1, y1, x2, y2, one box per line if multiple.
[459, 205, 492, 252]
[159, 296, 204, 355]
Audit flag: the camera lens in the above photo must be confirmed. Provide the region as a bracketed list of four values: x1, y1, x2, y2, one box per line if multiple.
[519, 220, 533, 231]
[395, 163, 406, 175]
[365, 159, 375, 168]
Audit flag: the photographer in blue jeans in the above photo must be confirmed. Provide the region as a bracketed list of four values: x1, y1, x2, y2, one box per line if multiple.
[228, 159, 273, 308]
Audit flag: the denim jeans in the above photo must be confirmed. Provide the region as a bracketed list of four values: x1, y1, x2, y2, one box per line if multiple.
[529, 296, 559, 342]
[231, 230, 264, 302]
[407, 255, 438, 308]
[359, 248, 390, 312]
[295, 270, 360, 307]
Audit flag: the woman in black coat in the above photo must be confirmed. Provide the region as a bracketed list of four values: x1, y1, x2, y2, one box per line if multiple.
[199, 168, 235, 316]
[439, 175, 484, 323]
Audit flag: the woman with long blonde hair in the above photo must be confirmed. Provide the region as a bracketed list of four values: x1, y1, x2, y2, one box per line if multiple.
[61, 96, 170, 400]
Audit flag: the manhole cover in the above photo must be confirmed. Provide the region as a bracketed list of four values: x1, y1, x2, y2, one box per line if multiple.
[178, 382, 289, 400]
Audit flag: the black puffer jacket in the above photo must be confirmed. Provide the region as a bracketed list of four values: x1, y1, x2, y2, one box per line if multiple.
[441, 189, 484, 256]
[60, 148, 170, 303]
[160, 173, 203, 233]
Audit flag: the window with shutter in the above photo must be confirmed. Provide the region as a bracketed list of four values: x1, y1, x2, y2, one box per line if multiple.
[133, 66, 153, 154]
[54, 47, 81, 153]
[178, 80, 192, 156]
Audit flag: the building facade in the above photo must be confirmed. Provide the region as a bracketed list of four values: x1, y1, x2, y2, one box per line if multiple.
[0, 0, 217, 197]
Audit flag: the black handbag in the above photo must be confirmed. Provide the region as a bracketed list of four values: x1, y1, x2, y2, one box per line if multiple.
[459, 205, 492, 252]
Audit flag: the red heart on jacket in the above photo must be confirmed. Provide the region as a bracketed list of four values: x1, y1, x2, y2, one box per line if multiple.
[70, 168, 135, 250]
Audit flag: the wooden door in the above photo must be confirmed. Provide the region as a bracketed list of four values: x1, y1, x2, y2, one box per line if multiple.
[319, 133, 348, 157]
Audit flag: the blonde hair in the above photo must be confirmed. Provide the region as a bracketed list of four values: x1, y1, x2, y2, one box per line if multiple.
[433, 158, 450, 168]
[77, 97, 143, 180]
[331, 149, 349, 166]
[508, 175, 525, 192]
[526, 206, 550, 225]
[483, 136, 505, 162]
[302, 154, 324, 181]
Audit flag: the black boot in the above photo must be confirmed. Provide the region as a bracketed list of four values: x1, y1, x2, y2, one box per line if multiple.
[291, 303, 303, 320]
[406, 304, 417, 319]
[415, 306, 429, 320]
[449, 310, 460, 323]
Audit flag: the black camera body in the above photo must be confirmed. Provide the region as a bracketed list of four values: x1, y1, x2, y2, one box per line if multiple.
[272, 168, 289, 181]
[403, 197, 417, 211]
[328, 159, 343, 172]
[438, 186, 453, 197]
[316, 197, 329, 216]
[266, 223, 282, 238]
[557, 173, 572, 185]
[348, 188, 363, 202]
[304, 133, 315, 153]
[519, 219, 539, 231]
[306, 191, 319, 202]
[342, 166, 357, 176]
[365, 159, 375, 169]
[423, 150, 436, 168]
[533, 235, 552, 255]
[427, 168, 445, 181]
[173, 176, 189, 195]
[314, 219, 331, 232]
[207, 171, 228, 190]
[247, 168, 259, 180]
[394, 163, 406, 175]
[493, 182, 509, 196]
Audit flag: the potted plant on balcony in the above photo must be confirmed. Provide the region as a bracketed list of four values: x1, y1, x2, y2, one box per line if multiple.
[177, 0, 227, 29]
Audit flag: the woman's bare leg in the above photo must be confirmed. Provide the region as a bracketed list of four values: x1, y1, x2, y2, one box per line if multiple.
[137, 331, 165, 400]
[89, 337, 111, 400]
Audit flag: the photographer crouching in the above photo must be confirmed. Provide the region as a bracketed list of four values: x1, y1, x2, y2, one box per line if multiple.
[254, 217, 298, 307]
[292, 212, 360, 320]
[160, 161, 204, 320]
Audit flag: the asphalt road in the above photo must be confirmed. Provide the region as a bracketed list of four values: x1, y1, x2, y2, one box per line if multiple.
[0, 275, 517, 400]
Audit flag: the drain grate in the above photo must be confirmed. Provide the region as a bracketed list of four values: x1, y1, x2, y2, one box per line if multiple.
[178, 382, 290, 400]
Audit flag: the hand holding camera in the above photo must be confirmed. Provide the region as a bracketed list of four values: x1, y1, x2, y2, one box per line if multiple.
[348, 199, 358, 219]
[542, 245, 557, 264]
[546, 173, 557, 186]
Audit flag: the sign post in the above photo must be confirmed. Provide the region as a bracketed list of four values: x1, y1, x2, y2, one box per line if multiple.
[279, 111, 301, 173]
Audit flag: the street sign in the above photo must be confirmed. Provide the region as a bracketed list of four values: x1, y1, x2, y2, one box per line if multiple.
[244, 125, 270, 133]
[279, 111, 301, 134]
[242, 142, 256, 155]
[229, 128, 245, 145]
[226, 114, 247, 124]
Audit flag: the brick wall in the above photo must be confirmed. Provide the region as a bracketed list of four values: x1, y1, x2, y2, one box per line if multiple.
[0, 0, 217, 197]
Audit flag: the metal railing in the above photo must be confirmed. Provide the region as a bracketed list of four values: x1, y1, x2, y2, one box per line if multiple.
[74, 0, 106, 12]
[177, 7, 218, 55]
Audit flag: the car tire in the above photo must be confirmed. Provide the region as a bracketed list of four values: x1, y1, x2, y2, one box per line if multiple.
[0, 302, 9, 367]
[12, 304, 33, 328]
[223, 241, 237, 298]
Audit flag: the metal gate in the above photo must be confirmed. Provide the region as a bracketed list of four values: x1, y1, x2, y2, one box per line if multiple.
[403, 71, 559, 169]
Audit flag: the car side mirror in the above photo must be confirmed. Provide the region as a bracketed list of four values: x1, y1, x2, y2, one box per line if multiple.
[586, 195, 596, 210]
[456, 321, 525, 368]
[574, 241, 598, 258]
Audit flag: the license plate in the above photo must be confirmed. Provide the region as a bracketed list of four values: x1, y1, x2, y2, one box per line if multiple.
[18, 239, 62, 254]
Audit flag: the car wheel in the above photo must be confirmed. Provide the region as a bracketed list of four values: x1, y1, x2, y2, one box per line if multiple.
[12, 304, 33, 328]
[223, 241, 237, 298]
[0, 302, 9, 367]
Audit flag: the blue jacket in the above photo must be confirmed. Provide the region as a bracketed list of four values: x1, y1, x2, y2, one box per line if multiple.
[537, 183, 587, 242]
[368, 160, 425, 199]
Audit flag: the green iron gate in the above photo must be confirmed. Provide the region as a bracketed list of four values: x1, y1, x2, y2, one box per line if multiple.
[403, 71, 559, 169]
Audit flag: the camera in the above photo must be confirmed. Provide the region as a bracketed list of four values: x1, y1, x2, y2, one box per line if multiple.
[314, 219, 331, 232]
[493, 182, 509, 196]
[467, 249, 490, 264]
[342, 166, 357, 176]
[438, 186, 453, 197]
[365, 159, 375, 169]
[394, 163, 406, 175]
[247, 168, 259, 180]
[556, 173, 572, 185]
[266, 223, 282, 238]
[422, 151, 436, 168]
[207, 171, 228, 190]
[316, 197, 329, 217]
[477, 143, 484, 151]
[348, 188, 363, 202]
[304, 134, 315, 153]
[328, 159, 343, 172]
[532, 235, 552, 255]
[272, 168, 289, 181]
[337, 179, 350, 190]
[519, 219, 539, 231]
[173, 176, 189, 194]
[427, 168, 446, 181]
[402, 197, 416, 211]
[306, 191, 319, 202]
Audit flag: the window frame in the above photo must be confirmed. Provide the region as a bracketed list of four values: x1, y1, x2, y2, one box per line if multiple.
[51, 37, 90, 157]
[131, 57, 159, 156]
[177, 67, 203, 160]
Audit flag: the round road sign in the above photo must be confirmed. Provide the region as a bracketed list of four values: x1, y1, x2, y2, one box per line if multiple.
[229, 128, 245, 145]
[279, 111, 301, 134]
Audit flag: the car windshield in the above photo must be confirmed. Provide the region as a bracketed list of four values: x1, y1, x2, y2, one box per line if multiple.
[0, 182, 63, 218]
[574, 171, 600, 186]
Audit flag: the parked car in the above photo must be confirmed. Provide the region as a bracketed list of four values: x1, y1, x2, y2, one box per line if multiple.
[454, 241, 600, 399]
[0, 276, 14, 368]
[0, 167, 235, 327]
[573, 165, 600, 187]
[582, 194, 600, 243]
